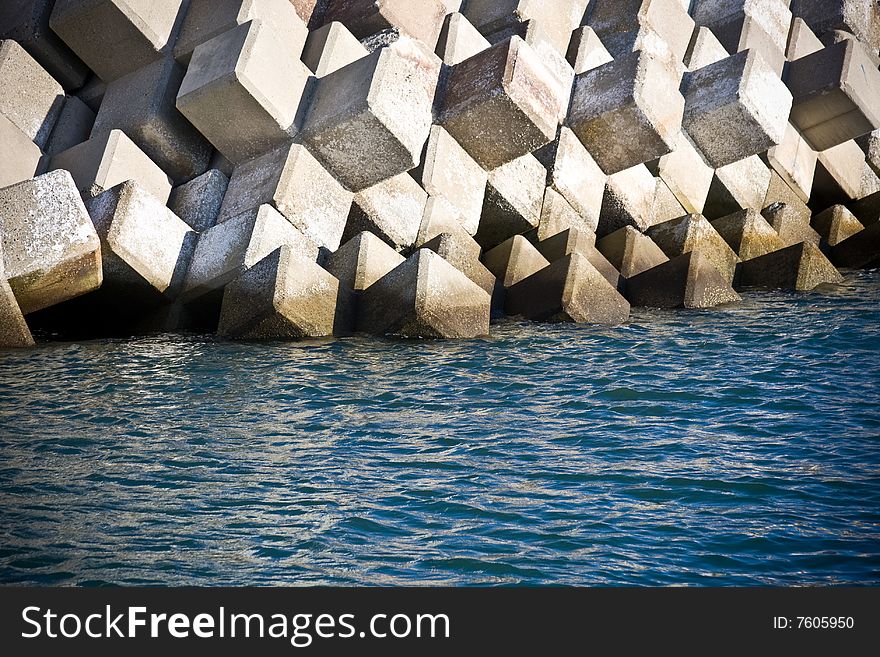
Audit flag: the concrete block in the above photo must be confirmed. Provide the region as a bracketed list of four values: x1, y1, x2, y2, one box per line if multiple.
[812, 140, 880, 208]
[739, 241, 843, 290]
[0, 170, 102, 313]
[303, 35, 441, 191]
[830, 222, 880, 268]
[168, 169, 229, 233]
[588, 0, 696, 64]
[422, 232, 496, 297]
[704, 155, 772, 219]
[598, 163, 657, 236]
[710, 209, 786, 261]
[93, 56, 213, 182]
[626, 250, 741, 308]
[412, 125, 486, 237]
[597, 226, 670, 279]
[438, 35, 558, 170]
[646, 213, 741, 283]
[786, 17, 824, 61]
[175, 0, 308, 64]
[323, 0, 448, 48]
[790, 0, 880, 50]
[812, 205, 865, 248]
[763, 122, 817, 203]
[566, 26, 613, 74]
[177, 20, 314, 165]
[416, 195, 474, 246]
[535, 227, 621, 290]
[647, 130, 714, 215]
[463, 0, 586, 57]
[0, 39, 64, 148]
[475, 153, 546, 249]
[0, 0, 89, 90]
[218, 141, 352, 251]
[0, 275, 34, 347]
[536, 187, 595, 242]
[0, 114, 43, 189]
[183, 204, 318, 303]
[568, 49, 684, 174]
[682, 49, 792, 168]
[49, 129, 173, 203]
[482, 235, 549, 289]
[534, 126, 606, 231]
[49, 0, 187, 82]
[698, 5, 791, 76]
[357, 248, 491, 338]
[763, 169, 812, 216]
[505, 252, 630, 325]
[435, 12, 490, 66]
[75, 75, 106, 113]
[344, 173, 427, 251]
[45, 95, 95, 156]
[762, 202, 821, 248]
[85, 180, 195, 300]
[652, 177, 687, 227]
[324, 230, 405, 292]
[848, 191, 880, 227]
[291, 0, 328, 28]
[218, 244, 353, 339]
[302, 21, 368, 76]
[857, 130, 880, 179]
[785, 39, 880, 152]
[684, 26, 730, 70]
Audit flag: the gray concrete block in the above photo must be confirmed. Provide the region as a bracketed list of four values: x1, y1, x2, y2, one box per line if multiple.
[647, 130, 715, 215]
[790, 0, 880, 51]
[567, 26, 613, 74]
[49, 129, 173, 203]
[626, 249, 741, 308]
[762, 201, 821, 248]
[536, 187, 595, 243]
[75, 75, 106, 113]
[857, 130, 880, 179]
[0, 39, 64, 148]
[647, 213, 741, 283]
[763, 122, 817, 203]
[323, 230, 405, 292]
[596, 226, 669, 279]
[598, 163, 657, 235]
[218, 244, 354, 339]
[344, 173, 427, 251]
[464, 0, 586, 56]
[812, 139, 880, 208]
[511, 19, 575, 124]
[303, 35, 441, 191]
[684, 26, 730, 70]
[45, 94, 95, 156]
[323, 0, 448, 48]
[0, 114, 44, 189]
[415, 195, 474, 246]
[830, 221, 880, 268]
[568, 49, 684, 174]
[218, 141, 352, 251]
[302, 20, 368, 76]
[49, 0, 187, 82]
[0, 170, 102, 313]
[505, 252, 630, 325]
[682, 49, 792, 168]
[696, 3, 791, 75]
[848, 191, 880, 227]
[357, 248, 491, 338]
[811, 204, 865, 248]
[482, 235, 549, 289]
[435, 12, 490, 66]
[0, 275, 34, 347]
[168, 169, 229, 233]
[291, 0, 328, 28]
[177, 20, 314, 165]
[439, 36, 558, 170]
[475, 152, 546, 249]
[786, 16, 824, 61]
[535, 227, 621, 290]
[704, 154, 772, 219]
[588, 0, 696, 65]
[710, 209, 786, 261]
[739, 241, 843, 290]
[423, 231, 497, 298]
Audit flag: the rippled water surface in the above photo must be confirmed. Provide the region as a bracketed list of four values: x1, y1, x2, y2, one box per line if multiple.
[1, 272, 879, 586]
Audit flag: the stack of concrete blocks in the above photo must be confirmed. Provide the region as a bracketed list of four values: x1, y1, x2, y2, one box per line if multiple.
[2, 0, 880, 347]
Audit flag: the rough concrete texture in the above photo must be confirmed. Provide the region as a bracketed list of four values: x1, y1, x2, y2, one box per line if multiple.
[86, 180, 195, 300]
[0, 39, 64, 149]
[684, 26, 729, 70]
[357, 248, 491, 338]
[0, 274, 35, 347]
[739, 241, 844, 290]
[568, 49, 684, 175]
[598, 163, 657, 236]
[475, 153, 546, 249]
[535, 227, 621, 290]
[811, 205, 865, 248]
[49, 129, 173, 203]
[0, 114, 44, 189]
[482, 235, 549, 289]
[464, 0, 588, 57]
[647, 130, 714, 215]
[422, 231, 497, 297]
[566, 26, 614, 74]
[626, 249, 741, 308]
[49, 0, 186, 82]
[323, 0, 448, 48]
[830, 222, 880, 268]
[683, 49, 792, 168]
[75, 75, 106, 112]
[812, 140, 880, 208]
[324, 230, 406, 292]
[763, 122, 818, 203]
[303, 35, 441, 191]
[786, 17, 824, 61]
[588, 0, 697, 65]
[597, 226, 670, 279]
[790, 0, 880, 52]
[219, 141, 353, 251]
[647, 213, 741, 283]
[0, 170, 102, 314]
[856, 130, 880, 179]
[177, 20, 314, 164]
[218, 244, 354, 339]
[710, 209, 786, 261]
[762, 202, 821, 248]
[45, 94, 95, 156]
[302, 20, 368, 76]
[704, 155, 772, 219]
[436, 12, 491, 66]
[511, 19, 576, 124]
[416, 195, 475, 247]
[505, 252, 630, 325]
[848, 191, 880, 227]
[536, 187, 594, 243]
[345, 173, 428, 251]
[183, 204, 318, 303]
[168, 169, 229, 233]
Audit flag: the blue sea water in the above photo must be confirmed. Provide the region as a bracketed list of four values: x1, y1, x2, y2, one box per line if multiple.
[0, 271, 879, 586]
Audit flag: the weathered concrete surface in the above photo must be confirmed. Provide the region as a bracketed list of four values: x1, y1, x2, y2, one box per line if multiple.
[168, 169, 229, 233]
[786, 16, 824, 61]
[219, 141, 353, 251]
[762, 202, 822, 248]
[763, 122, 818, 204]
[568, 49, 684, 174]
[357, 249, 491, 338]
[790, 0, 880, 56]
[184, 204, 319, 303]
[598, 163, 657, 235]
[475, 153, 546, 249]
[857, 130, 880, 179]
[0, 170, 102, 314]
[482, 235, 549, 289]
[303, 35, 441, 191]
[344, 173, 427, 252]
[812, 140, 880, 209]
[567, 26, 614, 74]
[848, 191, 880, 227]
[811, 205, 865, 249]
[218, 245, 354, 339]
[830, 222, 880, 269]
[463, 0, 587, 56]
[647, 213, 741, 283]
[302, 20, 368, 76]
[536, 187, 594, 243]
[0, 244, 35, 347]
[739, 241, 844, 290]
[324, 230, 405, 292]
[704, 155, 772, 219]
[0, 114, 44, 189]
[710, 209, 786, 261]
[0, 39, 64, 149]
[535, 227, 621, 290]
[422, 231, 497, 298]
[416, 196, 474, 247]
[436, 12, 490, 66]
[647, 130, 714, 215]
[626, 250, 741, 309]
[45, 95, 95, 156]
[597, 226, 669, 279]
[49, 129, 173, 203]
[588, 0, 696, 65]
[323, 0, 448, 48]
[684, 26, 729, 70]
[505, 252, 630, 325]
[439, 36, 559, 170]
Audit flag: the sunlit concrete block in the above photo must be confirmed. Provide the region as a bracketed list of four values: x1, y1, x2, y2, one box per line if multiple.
[0, 39, 63, 148]
[567, 26, 613, 74]
[301, 21, 368, 77]
[596, 226, 669, 279]
[475, 153, 546, 249]
[323, 0, 448, 48]
[626, 250, 741, 308]
[344, 173, 427, 252]
[684, 26, 730, 71]
[482, 235, 550, 289]
[535, 227, 621, 290]
[587, 0, 696, 64]
[323, 231, 405, 292]
[811, 205, 865, 249]
[597, 163, 657, 236]
[647, 131, 714, 215]
[0, 114, 43, 189]
[703, 155, 772, 219]
[422, 231, 496, 298]
[790, 0, 880, 51]
[763, 122, 817, 203]
[436, 12, 490, 66]
[739, 241, 843, 290]
[710, 209, 786, 261]
[45, 95, 94, 156]
[646, 213, 741, 283]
